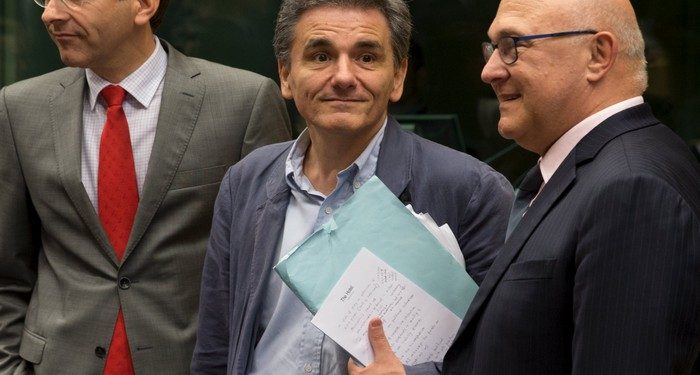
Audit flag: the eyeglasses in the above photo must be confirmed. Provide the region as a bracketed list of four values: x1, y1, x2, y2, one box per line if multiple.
[33, 0, 87, 10]
[482, 30, 597, 65]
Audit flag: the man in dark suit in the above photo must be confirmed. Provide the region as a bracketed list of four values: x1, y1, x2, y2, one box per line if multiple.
[440, 0, 700, 373]
[0, 0, 291, 373]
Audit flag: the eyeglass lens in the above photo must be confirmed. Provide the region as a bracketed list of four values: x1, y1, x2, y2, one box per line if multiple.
[482, 37, 516, 64]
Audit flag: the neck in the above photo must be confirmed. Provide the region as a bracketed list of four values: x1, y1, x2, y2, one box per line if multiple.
[93, 32, 156, 83]
[303, 124, 382, 195]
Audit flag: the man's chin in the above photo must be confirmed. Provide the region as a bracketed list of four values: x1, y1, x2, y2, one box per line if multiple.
[497, 121, 517, 141]
[56, 50, 89, 69]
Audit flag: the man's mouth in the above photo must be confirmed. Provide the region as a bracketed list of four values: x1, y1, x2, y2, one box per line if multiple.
[499, 94, 520, 102]
[322, 98, 364, 102]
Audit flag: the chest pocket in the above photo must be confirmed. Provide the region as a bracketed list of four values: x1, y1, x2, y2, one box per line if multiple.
[169, 164, 228, 190]
[502, 258, 557, 281]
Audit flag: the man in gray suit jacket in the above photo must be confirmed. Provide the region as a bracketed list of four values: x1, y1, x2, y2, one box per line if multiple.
[440, 0, 700, 373]
[191, 1, 513, 374]
[0, 0, 291, 373]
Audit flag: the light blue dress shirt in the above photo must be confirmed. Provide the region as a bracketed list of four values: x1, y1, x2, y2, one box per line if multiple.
[249, 119, 387, 375]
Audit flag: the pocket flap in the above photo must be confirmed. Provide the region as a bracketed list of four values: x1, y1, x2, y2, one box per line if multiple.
[170, 164, 228, 190]
[19, 328, 46, 364]
[503, 259, 557, 281]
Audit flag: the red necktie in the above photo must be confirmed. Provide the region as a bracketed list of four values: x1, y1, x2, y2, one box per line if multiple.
[98, 85, 137, 375]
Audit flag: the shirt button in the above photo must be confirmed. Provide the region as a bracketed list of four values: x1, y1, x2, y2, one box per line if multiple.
[304, 363, 313, 373]
[118, 277, 131, 290]
[324, 207, 332, 215]
[353, 181, 361, 190]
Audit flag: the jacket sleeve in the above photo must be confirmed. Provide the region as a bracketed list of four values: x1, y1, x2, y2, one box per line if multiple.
[571, 174, 700, 373]
[190, 169, 236, 374]
[0, 87, 40, 375]
[404, 164, 513, 375]
[240, 77, 292, 158]
[459, 166, 514, 285]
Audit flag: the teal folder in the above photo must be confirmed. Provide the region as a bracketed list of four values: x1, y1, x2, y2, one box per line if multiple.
[274, 176, 477, 319]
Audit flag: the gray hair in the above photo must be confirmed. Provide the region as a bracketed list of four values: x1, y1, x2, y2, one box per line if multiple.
[574, 1, 648, 92]
[273, 0, 412, 68]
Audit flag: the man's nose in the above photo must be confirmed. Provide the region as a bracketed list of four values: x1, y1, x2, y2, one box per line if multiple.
[481, 51, 509, 84]
[331, 56, 358, 89]
[41, 0, 70, 25]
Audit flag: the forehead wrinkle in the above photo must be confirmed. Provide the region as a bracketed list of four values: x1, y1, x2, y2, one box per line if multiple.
[303, 37, 382, 50]
[296, 8, 389, 38]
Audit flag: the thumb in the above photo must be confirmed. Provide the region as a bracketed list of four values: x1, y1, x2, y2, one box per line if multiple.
[347, 357, 362, 374]
[367, 317, 393, 361]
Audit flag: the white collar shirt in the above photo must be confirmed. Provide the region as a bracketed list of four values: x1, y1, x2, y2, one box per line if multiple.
[81, 37, 167, 210]
[539, 96, 644, 185]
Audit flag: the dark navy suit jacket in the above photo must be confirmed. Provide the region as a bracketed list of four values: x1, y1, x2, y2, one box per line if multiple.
[191, 118, 514, 374]
[443, 104, 700, 374]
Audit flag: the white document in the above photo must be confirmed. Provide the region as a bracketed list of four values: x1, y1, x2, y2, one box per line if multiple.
[405, 204, 464, 268]
[311, 248, 462, 366]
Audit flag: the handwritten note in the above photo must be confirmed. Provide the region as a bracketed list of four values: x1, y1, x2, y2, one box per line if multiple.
[311, 248, 462, 366]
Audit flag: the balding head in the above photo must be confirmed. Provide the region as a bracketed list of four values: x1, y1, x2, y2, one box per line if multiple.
[565, 0, 647, 94]
[482, 0, 648, 154]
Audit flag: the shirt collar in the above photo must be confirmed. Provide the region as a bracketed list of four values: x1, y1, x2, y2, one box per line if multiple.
[540, 96, 644, 183]
[285, 117, 388, 196]
[85, 37, 167, 110]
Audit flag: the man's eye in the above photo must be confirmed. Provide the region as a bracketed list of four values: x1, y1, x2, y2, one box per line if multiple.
[313, 53, 330, 62]
[359, 54, 375, 63]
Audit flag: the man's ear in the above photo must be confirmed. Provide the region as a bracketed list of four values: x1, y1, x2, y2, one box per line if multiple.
[586, 31, 617, 83]
[389, 58, 409, 103]
[278, 60, 294, 100]
[134, 0, 160, 27]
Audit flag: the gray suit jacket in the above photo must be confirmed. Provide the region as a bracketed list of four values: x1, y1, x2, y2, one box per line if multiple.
[443, 104, 700, 374]
[190, 118, 514, 374]
[0, 41, 292, 375]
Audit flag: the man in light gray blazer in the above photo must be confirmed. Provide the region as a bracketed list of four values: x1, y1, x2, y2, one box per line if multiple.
[0, 0, 291, 373]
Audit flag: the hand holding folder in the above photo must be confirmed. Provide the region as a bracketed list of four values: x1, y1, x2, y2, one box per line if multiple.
[274, 176, 478, 365]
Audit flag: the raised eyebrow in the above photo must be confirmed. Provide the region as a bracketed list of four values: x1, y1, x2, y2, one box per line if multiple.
[304, 37, 333, 50]
[354, 39, 383, 50]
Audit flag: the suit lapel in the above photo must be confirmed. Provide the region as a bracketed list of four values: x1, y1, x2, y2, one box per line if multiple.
[51, 69, 117, 264]
[249, 156, 293, 303]
[458, 103, 660, 335]
[123, 43, 205, 260]
[375, 117, 412, 197]
[457, 155, 577, 335]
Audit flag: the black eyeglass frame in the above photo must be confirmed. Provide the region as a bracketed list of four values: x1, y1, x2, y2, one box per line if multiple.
[482, 29, 598, 65]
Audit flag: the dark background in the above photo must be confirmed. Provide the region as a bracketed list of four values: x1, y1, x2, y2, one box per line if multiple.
[2, 0, 698, 182]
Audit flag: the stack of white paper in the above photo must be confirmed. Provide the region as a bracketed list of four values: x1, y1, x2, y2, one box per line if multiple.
[311, 248, 463, 366]
[405, 204, 464, 269]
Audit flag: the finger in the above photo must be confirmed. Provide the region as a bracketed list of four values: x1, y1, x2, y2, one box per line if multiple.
[347, 357, 361, 374]
[367, 317, 393, 361]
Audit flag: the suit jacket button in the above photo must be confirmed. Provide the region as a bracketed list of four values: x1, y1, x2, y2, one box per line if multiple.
[118, 277, 131, 290]
[95, 346, 106, 358]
